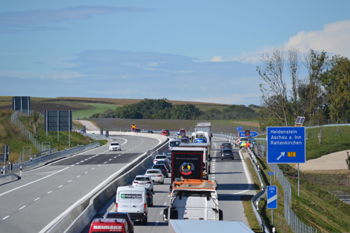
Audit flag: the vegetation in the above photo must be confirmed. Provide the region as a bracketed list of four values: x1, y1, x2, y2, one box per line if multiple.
[257, 48, 350, 131]
[0, 110, 39, 163]
[72, 103, 117, 119]
[95, 98, 259, 120]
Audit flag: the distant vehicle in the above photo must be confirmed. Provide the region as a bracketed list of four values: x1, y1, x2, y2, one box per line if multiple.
[194, 122, 212, 142]
[155, 159, 171, 173]
[178, 129, 186, 136]
[161, 129, 170, 136]
[153, 154, 169, 165]
[89, 218, 128, 233]
[194, 137, 207, 143]
[145, 169, 164, 184]
[169, 138, 181, 149]
[134, 128, 141, 133]
[220, 142, 232, 153]
[109, 142, 121, 151]
[115, 186, 148, 225]
[145, 188, 153, 207]
[221, 148, 234, 160]
[176, 132, 182, 139]
[152, 164, 168, 178]
[105, 212, 134, 233]
[164, 150, 172, 161]
[239, 137, 249, 148]
[132, 175, 154, 194]
[147, 131, 153, 134]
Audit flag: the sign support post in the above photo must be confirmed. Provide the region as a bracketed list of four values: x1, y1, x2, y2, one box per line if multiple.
[298, 163, 300, 196]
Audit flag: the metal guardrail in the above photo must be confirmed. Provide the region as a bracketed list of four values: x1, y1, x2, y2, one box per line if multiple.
[252, 142, 318, 233]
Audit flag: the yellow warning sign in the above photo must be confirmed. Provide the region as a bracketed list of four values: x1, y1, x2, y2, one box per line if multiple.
[288, 152, 296, 157]
[131, 124, 136, 130]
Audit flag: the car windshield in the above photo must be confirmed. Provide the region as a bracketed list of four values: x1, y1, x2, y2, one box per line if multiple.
[147, 170, 159, 174]
[156, 155, 166, 159]
[157, 161, 166, 164]
[240, 138, 248, 142]
[111, 143, 119, 146]
[105, 214, 128, 220]
[170, 141, 181, 147]
[135, 177, 150, 181]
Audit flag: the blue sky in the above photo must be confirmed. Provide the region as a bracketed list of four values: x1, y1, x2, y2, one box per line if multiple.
[1, 1, 350, 105]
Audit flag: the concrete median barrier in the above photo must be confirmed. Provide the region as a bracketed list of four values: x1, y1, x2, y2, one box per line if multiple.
[0, 173, 21, 185]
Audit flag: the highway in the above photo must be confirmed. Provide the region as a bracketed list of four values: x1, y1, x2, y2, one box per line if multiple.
[0, 135, 163, 233]
[81, 136, 255, 233]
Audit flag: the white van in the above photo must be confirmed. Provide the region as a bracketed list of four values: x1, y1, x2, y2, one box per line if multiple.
[116, 186, 148, 225]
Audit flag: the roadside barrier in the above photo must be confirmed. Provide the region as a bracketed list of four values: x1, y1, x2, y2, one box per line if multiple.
[0, 173, 21, 185]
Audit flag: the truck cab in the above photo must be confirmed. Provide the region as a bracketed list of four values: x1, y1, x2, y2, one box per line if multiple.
[163, 180, 222, 221]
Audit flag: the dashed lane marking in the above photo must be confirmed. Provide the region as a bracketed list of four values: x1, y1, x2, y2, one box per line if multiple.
[47, 191, 52, 194]
[34, 197, 40, 201]
[19, 206, 26, 210]
[2, 216, 9, 220]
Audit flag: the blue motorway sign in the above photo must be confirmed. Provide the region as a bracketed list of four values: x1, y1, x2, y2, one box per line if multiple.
[236, 126, 242, 132]
[267, 127, 305, 164]
[268, 172, 274, 176]
[250, 131, 259, 137]
[267, 186, 277, 209]
[239, 131, 246, 137]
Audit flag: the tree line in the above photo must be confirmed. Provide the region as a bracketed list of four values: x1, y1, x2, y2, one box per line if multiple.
[257, 48, 350, 130]
[91, 98, 259, 120]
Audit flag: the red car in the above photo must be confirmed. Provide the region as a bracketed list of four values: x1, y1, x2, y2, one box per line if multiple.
[179, 129, 186, 136]
[161, 129, 170, 136]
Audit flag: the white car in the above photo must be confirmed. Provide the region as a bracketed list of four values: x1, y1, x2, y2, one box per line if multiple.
[145, 169, 164, 184]
[109, 142, 121, 151]
[132, 175, 154, 193]
[153, 154, 170, 165]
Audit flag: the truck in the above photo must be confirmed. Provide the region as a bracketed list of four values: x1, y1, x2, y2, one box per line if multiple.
[194, 122, 212, 142]
[179, 142, 211, 180]
[190, 130, 210, 144]
[170, 147, 205, 184]
[163, 179, 222, 221]
[168, 220, 254, 233]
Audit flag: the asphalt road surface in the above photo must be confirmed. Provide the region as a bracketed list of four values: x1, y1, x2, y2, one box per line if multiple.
[0, 135, 163, 233]
[82, 136, 255, 233]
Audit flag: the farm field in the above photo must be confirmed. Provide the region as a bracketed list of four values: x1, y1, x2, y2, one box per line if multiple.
[72, 103, 117, 119]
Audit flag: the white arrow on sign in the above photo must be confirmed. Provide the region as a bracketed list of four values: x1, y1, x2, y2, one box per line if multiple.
[277, 152, 285, 161]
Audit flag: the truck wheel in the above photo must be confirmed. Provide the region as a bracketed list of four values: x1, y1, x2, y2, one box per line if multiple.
[232, 156, 234, 160]
[221, 157, 223, 160]
[143, 217, 147, 225]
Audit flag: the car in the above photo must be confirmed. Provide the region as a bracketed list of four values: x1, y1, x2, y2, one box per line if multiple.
[161, 129, 170, 136]
[89, 218, 128, 233]
[152, 164, 168, 178]
[155, 159, 171, 173]
[181, 137, 189, 144]
[169, 138, 181, 149]
[115, 186, 148, 225]
[221, 148, 234, 160]
[105, 212, 134, 233]
[132, 175, 154, 193]
[109, 142, 121, 151]
[239, 137, 249, 148]
[179, 129, 186, 136]
[164, 150, 172, 161]
[220, 142, 232, 152]
[147, 130, 153, 134]
[145, 188, 154, 207]
[134, 128, 141, 133]
[153, 154, 170, 165]
[145, 169, 164, 184]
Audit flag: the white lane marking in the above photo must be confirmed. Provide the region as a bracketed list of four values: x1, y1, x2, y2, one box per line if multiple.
[85, 172, 88, 174]
[19, 206, 26, 210]
[0, 167, 70, 198]
[71, 165, 74, 167]
[2, 216, 9, 220]
[68, 180, 72, 183]
[109, 159, 112, 161]
[98, 165, 101, 167]
[92, 168, 95, 170]
[47, 191, 52, 194]
[34, 197, 40, 201]
[76, 163, 80, 165]
[77, 175, 81, 178]
[212, 142, 217, 149]
[238, 149, 252, 185]
[58, 185, 63, 188]
[114, 156, 117, 158]
[104, 162, 107, 164]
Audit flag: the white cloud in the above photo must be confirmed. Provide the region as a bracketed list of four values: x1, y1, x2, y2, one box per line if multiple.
[285, 20, 350, 58]
[39, 71, 84, 80]
[211, 56, 224, 62]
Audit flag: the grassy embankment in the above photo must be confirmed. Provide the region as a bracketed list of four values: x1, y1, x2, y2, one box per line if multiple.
[72, 103, 118, 119]
[243, 153, 350, 232]
[0, 110, 39, 163]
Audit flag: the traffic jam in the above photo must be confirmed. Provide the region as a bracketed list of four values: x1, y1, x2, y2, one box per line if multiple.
[88, 123, 254, 233]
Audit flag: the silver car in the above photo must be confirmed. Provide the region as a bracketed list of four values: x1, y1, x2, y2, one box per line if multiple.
[132, 175, 154, 193]
[109, 142, 121, 151]
[145, 169, 164, 184]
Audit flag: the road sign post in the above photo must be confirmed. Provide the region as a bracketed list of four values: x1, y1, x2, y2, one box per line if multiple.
[267, 127, 305, 196]
[267, 186, 277, 224]
[268, 172, 274, 185]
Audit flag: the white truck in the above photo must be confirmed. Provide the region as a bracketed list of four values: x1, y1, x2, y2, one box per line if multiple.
[194, 122, 212, 142]
[168, 220, 254, 233]
[163, 179, 222, 221]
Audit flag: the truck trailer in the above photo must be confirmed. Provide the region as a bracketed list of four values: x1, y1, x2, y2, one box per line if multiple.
[168, 220, 254, 233]
[163, 179, 222, 221]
